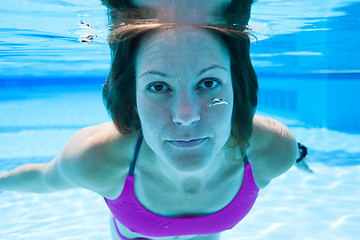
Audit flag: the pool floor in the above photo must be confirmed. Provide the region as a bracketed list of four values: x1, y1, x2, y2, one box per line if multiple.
[1, 85, 359, 239]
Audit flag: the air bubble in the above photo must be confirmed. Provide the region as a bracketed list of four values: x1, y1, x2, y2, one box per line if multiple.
[78, 20, 93, 29]
[207, 97, 229, 107]
[78, 34, 97, 44]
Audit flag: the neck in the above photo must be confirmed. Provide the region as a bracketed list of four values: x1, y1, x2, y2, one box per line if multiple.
[141, 141, 241, 193]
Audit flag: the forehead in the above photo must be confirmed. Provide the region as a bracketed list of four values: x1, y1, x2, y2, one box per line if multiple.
[135, 26, 230, 76]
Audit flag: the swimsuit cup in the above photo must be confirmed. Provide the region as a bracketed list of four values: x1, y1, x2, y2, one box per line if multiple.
[104, 136, 259, 239]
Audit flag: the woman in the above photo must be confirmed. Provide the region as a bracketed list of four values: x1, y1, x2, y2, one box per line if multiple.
[0, 23, 298, 239]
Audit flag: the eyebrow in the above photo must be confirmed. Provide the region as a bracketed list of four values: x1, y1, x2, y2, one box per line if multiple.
[138, 64, 228, 79]
[197, 64, 228, 77]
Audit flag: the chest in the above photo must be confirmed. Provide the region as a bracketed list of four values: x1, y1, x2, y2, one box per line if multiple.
[132, 166, 245, 217]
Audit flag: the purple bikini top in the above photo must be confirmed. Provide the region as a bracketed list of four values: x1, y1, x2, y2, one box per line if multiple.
[104, 136, 259, 237]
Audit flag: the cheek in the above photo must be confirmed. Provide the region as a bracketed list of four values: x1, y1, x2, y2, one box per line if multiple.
[202, 89, 234, 118]
[206, 103, 233, 123]
[201, 92, 234, 136]
[137, 95, 169, 130]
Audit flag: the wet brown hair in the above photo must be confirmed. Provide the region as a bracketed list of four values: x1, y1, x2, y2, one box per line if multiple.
[103, 23, 258, 150]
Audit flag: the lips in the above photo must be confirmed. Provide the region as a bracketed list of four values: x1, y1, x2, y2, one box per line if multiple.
[167, 138, 207, 148]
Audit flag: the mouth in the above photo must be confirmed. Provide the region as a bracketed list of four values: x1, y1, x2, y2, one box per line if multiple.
[167, 138, 208, 148]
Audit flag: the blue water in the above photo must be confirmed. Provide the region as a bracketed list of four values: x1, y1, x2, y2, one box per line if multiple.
[1, 85, 359, 239]
[1, 0, 360, 239]
[1, 0, 360, 131]
[1, 0, 359, 78]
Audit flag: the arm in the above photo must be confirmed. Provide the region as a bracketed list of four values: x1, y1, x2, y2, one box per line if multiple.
[248, 115, 298, 188]
[0, 157, 75, 193]
[0, 125, 107, 193]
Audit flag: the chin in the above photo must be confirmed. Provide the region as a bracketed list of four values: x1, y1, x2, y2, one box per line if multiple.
[169, 155, 210, 173]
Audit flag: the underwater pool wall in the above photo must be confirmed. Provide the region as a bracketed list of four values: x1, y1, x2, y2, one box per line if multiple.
[257, 73, 360, 133]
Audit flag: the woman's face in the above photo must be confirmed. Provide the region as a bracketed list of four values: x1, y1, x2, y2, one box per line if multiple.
[136, 26, 234, 172]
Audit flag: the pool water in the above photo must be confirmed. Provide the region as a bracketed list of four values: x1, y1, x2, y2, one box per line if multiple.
[1, 0, 360, 239]
[1, 86, 359, 240]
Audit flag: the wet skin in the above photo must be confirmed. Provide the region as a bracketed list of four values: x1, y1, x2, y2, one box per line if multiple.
[136, 25, 234, 173]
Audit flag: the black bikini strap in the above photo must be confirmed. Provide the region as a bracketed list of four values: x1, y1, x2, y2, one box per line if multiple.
[243, 155, 249, 164]
[128, 135, 143, 175]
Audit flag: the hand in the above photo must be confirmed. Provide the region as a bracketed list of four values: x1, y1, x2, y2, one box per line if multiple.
[295, 143, 314, 173]
[295, 158, 314, 173]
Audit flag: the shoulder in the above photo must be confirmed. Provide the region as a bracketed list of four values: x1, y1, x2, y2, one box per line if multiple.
[56, 122, 139, 195]
[247, 115, 298, 188]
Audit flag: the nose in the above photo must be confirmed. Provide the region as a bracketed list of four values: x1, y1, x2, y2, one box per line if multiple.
[172, 92, 201, 126]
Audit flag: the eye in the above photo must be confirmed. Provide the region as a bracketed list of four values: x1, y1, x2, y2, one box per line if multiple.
[147, 82, 170, 93]
[198, 78, 221, 90]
